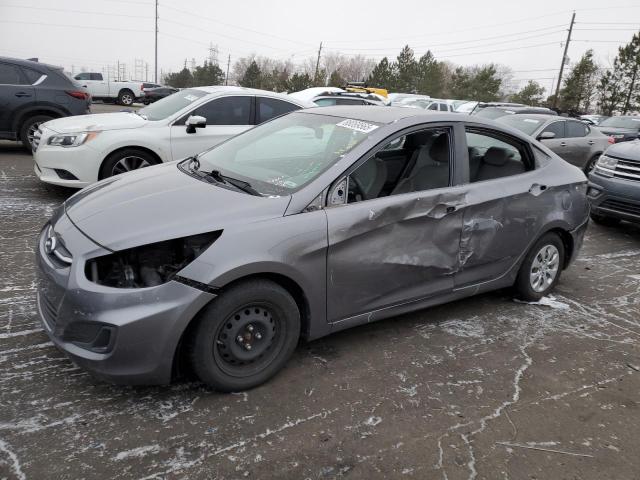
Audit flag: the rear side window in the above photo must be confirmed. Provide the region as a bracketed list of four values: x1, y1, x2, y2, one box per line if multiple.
[0, 63, 26, 85]
[193, 96, 252, 125]
[566, 120, 588, 138]
[257, 97, 300, 124]
[21, 67, 42, 84]
[541, 121, 565, 139]
[465, 129, 531, 183]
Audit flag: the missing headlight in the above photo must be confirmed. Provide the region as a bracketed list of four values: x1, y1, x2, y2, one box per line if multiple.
[85, 231, 221, 288]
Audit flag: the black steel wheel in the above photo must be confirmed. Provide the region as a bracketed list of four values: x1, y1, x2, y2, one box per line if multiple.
[188, 279, 300, 391]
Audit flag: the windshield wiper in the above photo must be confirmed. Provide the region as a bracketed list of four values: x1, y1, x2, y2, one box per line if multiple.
[208, 170, 262, 196]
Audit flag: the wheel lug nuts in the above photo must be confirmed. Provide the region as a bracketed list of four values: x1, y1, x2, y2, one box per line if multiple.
[255, 332, 262, 340]
[245, 343, 252, 350]
[247, 324, 254, 332]
[236, 335, 243, 343]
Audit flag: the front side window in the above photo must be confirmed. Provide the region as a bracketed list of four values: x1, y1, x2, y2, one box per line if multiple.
[193, 96, 252, 125]
[0, 63, 25, 85]
[466, 130, 529, 182]
[541, 121, 566, 139]
[346, 128, 451, 203]
[89, 73, 103, 80]
[257, 97, 300, 124]
[140, 88, 207, 121]
[427, 103, 439, 110]
[566, 120, 589, 137]
[193, 112, 376, 195]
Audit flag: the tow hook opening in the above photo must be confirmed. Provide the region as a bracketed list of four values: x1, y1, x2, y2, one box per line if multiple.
[85, 231, 221, 288]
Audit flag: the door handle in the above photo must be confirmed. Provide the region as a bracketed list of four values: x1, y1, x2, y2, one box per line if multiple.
[560, 142, 567, 147]
[587, 140, 595, 145]
[529, 183, 547, 196]
[445, 205, 457, 213]
[15, 92, 31, 97]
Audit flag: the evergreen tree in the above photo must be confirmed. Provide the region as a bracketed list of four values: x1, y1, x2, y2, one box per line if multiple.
[416, 51, 445, 97]
[286, 72, 312, 92]
[367, 57, 397, 91]
[617, 31, 640, 113]
[192, 61, 225, 87]
[165, 66, 193, 88]
[597, 65, 626, 116]
[328, 70, 345, 87]
[239, 60, 262, 88]
[511, 80, 546, 106]
[395, 45, 418, 93]
[558, 50, 599, 113]
[449, 65, 501, 101]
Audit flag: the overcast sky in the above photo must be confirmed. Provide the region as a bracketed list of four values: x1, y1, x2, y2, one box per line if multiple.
[1, 0, 638, 93]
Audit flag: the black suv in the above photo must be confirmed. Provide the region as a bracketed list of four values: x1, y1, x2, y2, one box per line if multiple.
[0, 57, 91, 150]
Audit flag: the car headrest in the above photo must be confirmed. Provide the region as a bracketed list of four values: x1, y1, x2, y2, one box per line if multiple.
[405, 130, 434, 149]
[429, 134, 449, 163]
[483, 146, 510, 166]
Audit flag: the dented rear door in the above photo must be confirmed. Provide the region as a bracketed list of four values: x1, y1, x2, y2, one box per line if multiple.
[325, 188, 466, 323]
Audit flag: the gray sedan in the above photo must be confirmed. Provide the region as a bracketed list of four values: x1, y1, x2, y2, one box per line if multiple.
[497, 114, 611, 172]
[36, 107, 589, 391]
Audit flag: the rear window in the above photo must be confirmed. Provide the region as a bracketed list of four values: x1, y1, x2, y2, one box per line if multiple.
[497, 115, 544, 136]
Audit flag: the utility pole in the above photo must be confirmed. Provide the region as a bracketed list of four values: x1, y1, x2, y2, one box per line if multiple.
[116, 60, 120, 81]
[552, 11, 575, 109]
[225, 54, 231, 85]
[314, 41, 323, 83]
[154, 0, 158, 83]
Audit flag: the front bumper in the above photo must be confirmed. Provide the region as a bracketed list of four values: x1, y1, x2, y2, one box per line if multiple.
[588, 173, 640, 223]
[35, 217, 216, 385]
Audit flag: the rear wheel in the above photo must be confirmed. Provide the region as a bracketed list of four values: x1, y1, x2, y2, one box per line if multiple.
[99, 148, 159, 179]
[19, 114, 53, 151]
[514, 232, 565, 301]
[590, 212, 621, 226]
[188, 279, 301, 391]
[117, 89, 135, 106]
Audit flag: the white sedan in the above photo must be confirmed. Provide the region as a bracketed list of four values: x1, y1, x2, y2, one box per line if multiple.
[33, 86, 312, 188]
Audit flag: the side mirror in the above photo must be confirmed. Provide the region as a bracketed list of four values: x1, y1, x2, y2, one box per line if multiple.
[327, 177, 348, 206]
[538, 131, 556, 140]
[186, 115, 206, 134]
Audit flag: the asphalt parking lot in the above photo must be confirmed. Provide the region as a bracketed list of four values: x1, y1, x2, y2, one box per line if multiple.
[1, 106, 639, 479]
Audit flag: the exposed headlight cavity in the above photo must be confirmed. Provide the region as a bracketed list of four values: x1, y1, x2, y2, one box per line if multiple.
[48, 131, 99, 147]
[85, 231, 221, 288]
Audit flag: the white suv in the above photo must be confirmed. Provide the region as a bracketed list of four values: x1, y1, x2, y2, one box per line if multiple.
[33, 86, 311, 188]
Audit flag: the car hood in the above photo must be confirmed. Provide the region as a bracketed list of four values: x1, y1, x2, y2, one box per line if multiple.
[64, 162, 291, 251]
[595, 126, 638, 136]
[44, 112, 147, 134]
[605, 139, 640, 161]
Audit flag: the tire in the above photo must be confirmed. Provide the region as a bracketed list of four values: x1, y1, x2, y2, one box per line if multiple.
[514, 232, 565, 302]
[19, 114, 54, 151]
[117, 89, 135, 106]
[583, 154, 600, 175]
[187, 279, 301, 392]
[590, 212, 621, 226]
[99, 148, 159, 179]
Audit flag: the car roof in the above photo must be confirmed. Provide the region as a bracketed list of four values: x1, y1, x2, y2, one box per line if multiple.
[191, 86, 312, 106]
[300, 105, 463, 124]
[498, 113, 564, 122]
[0, 56, 62, 72]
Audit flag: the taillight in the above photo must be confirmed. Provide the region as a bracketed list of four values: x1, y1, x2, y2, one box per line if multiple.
[607, 136, 615, 144]
[66, 90, 89, 100]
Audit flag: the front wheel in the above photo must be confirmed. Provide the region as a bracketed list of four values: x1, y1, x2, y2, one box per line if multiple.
[583, 154, 600, 175]
[514, 232, 565, 301]
[99, 148, 159, 179]
[188, 279, 301, 391]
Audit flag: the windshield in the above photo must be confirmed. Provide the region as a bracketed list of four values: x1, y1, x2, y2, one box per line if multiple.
[598, 117, 640, 129]
[138, 88, 207, 121]
[497, 115, 544, 135]
[192, 112, 378, 196]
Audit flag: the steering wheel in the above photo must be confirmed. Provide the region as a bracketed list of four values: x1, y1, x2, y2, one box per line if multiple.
[349, 174, 368, 202]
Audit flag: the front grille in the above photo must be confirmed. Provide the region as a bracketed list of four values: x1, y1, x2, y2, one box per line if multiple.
[40, 293, 59, 329]
[32, 127, 42, 151]
[608, 155, 640, 182]
[600, 199, 640, 216]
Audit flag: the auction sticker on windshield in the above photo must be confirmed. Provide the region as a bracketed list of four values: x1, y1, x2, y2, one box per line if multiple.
[336, 119, 379, 134]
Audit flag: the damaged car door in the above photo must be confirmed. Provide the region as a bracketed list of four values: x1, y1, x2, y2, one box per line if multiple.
[455, 127, 546, 287]
[324, 127, 465, 323]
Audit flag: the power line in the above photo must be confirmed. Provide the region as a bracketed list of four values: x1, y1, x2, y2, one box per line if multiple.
[0, 4, 149, 18]
[0, 19, 152, 32]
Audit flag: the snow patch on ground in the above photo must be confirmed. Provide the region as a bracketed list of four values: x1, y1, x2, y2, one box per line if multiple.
[114, 444, 161, 461]
[514, 295, 570, 310]
[440, 319, 485, 338]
